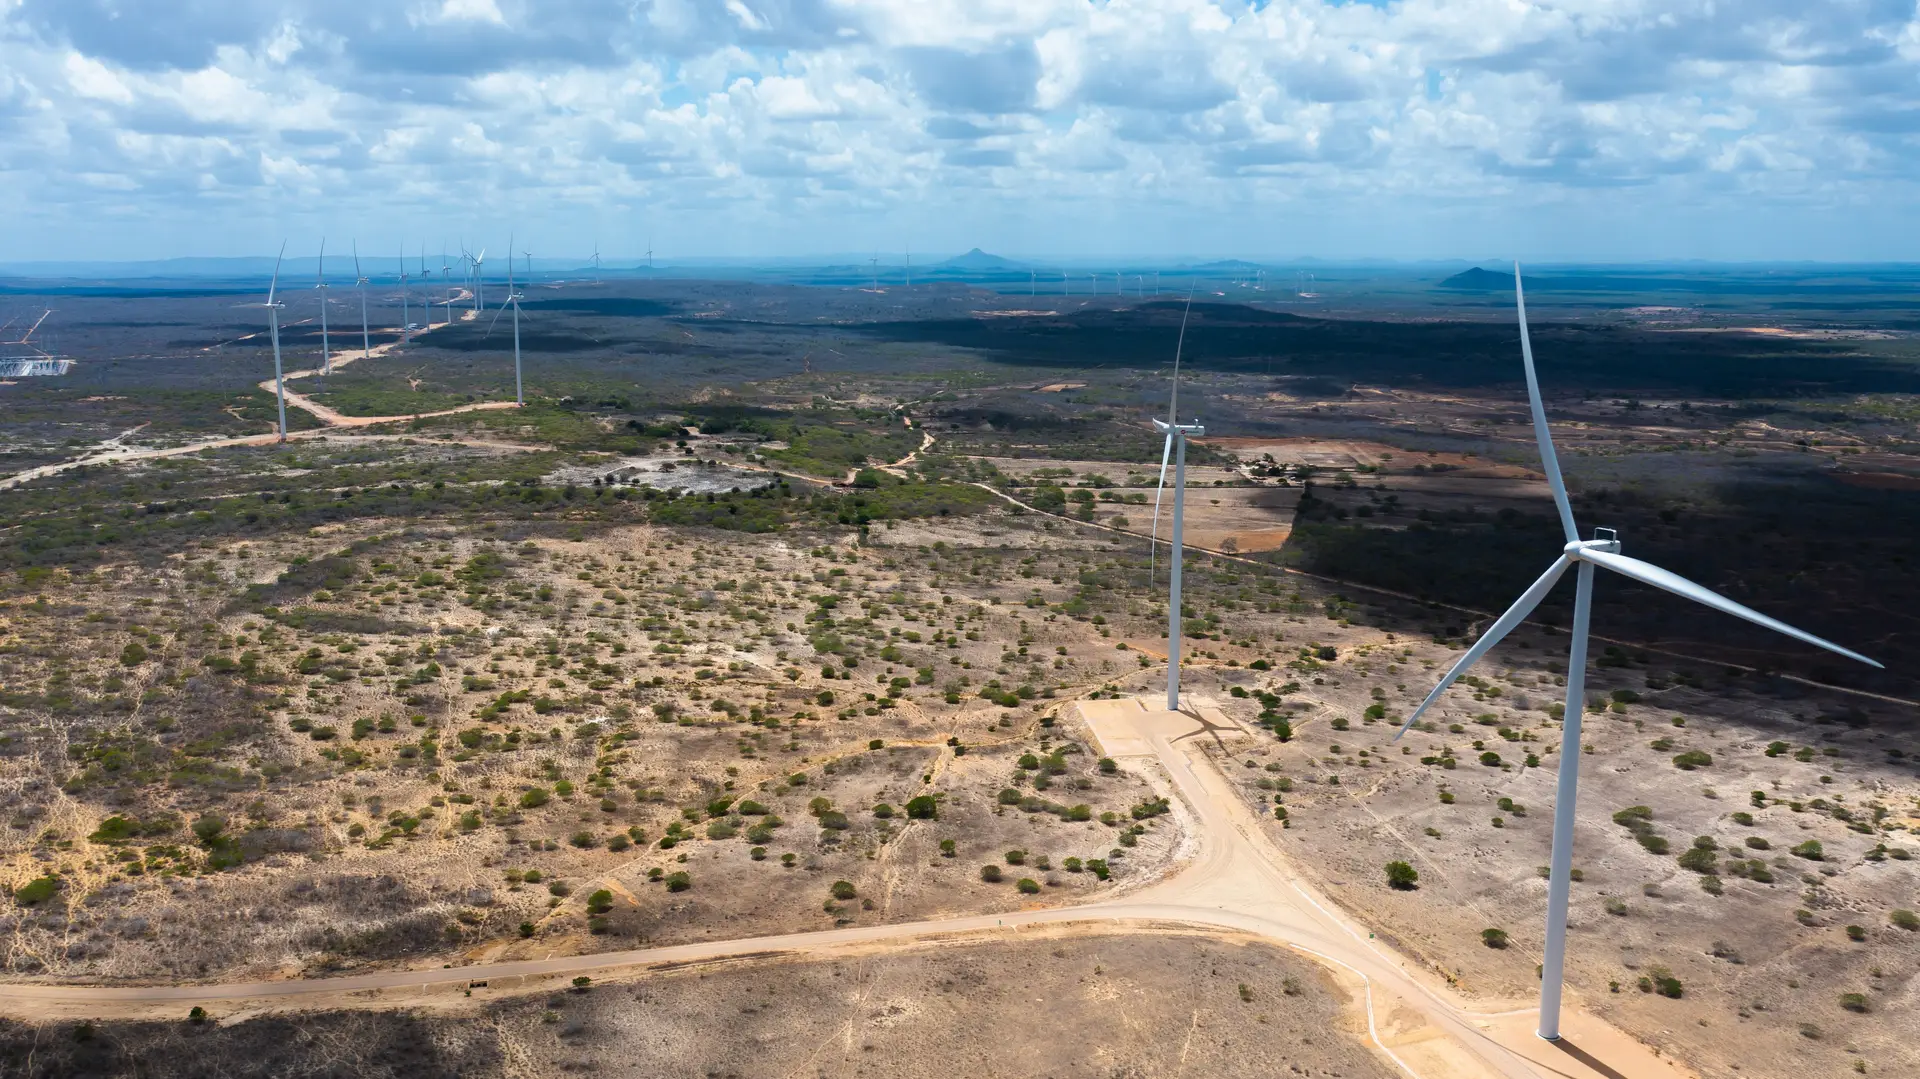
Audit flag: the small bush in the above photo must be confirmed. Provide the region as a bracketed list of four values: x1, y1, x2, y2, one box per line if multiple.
[1005, 850, 1026, 866]
[905, 795, 938, 820]
[1791, 839, 1825, 861]
[1839, 992, 1871, 1014]
[1481, 928, 1509, 949]
[1890, 909, 1919, 931]
[1016, 877, 1041, 894]
[980, 864, 1003, 883]
[520, 788, 551, 809]
[1671, 749, 1712, 770]
[1385, 861, 1419, 890]
[665, 871, 691, 892]
[830, 880, 857, 901]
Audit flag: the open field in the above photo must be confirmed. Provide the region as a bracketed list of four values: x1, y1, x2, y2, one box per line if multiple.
[0, 271, 1916, 1077]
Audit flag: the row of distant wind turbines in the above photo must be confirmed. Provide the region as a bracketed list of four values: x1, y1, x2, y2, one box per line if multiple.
[1141, 265, 1879, 1045]
[247, 235, 632, 441]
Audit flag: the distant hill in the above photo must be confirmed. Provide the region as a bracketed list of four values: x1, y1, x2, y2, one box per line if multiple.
[1190, 259, 1265, 272]
[939, 248, 1023, 270]
[1438, 266, 1516, 290]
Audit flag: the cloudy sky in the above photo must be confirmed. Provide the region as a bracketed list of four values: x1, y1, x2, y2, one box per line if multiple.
[2, 0, 1917, 263]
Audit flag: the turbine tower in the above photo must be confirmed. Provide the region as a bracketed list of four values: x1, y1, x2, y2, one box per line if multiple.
[487, 233, 527, 407]
[315, 239, 331, 377]
[1395, 262, 1881, 1044]
[352, 242, 371, 361]
[1147, 289, 1200, 711]
[440, 247, 452, 325]
[244, 243, 291, 442]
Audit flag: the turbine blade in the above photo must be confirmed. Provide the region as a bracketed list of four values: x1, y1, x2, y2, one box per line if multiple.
[1578, 548, 1881, 669]
[1515, 263, 1579, 543]
[353, 241, 362, 280]
[1394, 555, 1574, 739]
[1148, 430, 1173, 576]
[268, 241, 286, 305]
[1167, 286, 1195, 424]
[486, 301, 507, 336]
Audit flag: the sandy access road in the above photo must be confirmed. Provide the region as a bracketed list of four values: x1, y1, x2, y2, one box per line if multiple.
[0, 698, 1686, 1079]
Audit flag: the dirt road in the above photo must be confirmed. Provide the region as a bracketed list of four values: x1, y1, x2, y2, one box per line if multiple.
[0, 699, 1684, 1079]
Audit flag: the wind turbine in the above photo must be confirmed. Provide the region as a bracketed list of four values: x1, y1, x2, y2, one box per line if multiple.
[1394, 262, 1881, 1044]
[592, 239, 601, 284]
[397, 248, 411, 345]
[470, 248, 487, 313]
[487, 232, 526, 407]
[1147, 289, 1200, 711]
[646, 236, 654, 271]
[440, 246, 452, 325]
[243, 243, 290, 442]
[315, 239, 331, 377]
[352, 242, 371, 362]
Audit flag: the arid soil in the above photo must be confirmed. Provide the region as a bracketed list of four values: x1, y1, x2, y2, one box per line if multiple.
[0, 932, 1393, 1079]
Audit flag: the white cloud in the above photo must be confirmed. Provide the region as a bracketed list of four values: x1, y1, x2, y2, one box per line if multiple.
[0, 0, 1917, 259]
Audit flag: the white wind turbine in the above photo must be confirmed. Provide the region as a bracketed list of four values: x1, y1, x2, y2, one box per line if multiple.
[592, 239, 601, 284]
[352, 242, 372, 361]
[243, 243, 291, 442]
[1147, 289, 1201, 711]
[470, 247, 487, 313]
[487, 233, 527, 407]
[397, 248, 411, 344]
[314, 239, 332, 376]
[1395, 262, 1881, 1044]
[440, 247, 453, 325]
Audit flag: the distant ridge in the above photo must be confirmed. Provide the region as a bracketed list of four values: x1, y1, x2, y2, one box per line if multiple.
[1438, 266, 1515, 290]
[939, 248, 1023, 270]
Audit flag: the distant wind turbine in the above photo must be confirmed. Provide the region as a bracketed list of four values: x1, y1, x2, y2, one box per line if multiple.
[397, 248, 411, 344]
[242, 243, 290, 442]
[470, 247, 487, 313]
[352, 242, 371, 361]
[1394, 262, 1881, 1044]
[314, 239, 332, 377]
[487, 232, 527, 407]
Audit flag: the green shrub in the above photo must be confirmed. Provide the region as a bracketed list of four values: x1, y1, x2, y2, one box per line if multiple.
[1891, 909, 1919, 931]
[1671, 749, 1712, 770]
[905, 795, 938, 820]
[665, 871, 691, 892]
[980, 865, 1003, 883]
[1385, 861, 1419, 890]
[1791, 839, 1825, 861]
[519, 787, 551, 809]
[1839, 992, 1870, 1013]
[1481, 928, 1509, 949]
[13, 876, 58, 906]
[1016, 878, 1041, 894]
[830, 880, 857, 900]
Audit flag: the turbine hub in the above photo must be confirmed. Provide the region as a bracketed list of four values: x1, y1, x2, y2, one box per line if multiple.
[1565, 529, 1621, 556]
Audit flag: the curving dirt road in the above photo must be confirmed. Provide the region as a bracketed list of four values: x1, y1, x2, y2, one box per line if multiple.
[0, 699, 1684, 1079]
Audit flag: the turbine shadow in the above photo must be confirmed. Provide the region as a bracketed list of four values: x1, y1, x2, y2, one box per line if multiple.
[1548, 1036, 1630, 1079]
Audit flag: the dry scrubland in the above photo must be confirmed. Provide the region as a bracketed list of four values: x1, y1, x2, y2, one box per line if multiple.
[2, 343, 1918, 1079]
[0, 932, 1390, 1079]
[0, 508, 1203, 984]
